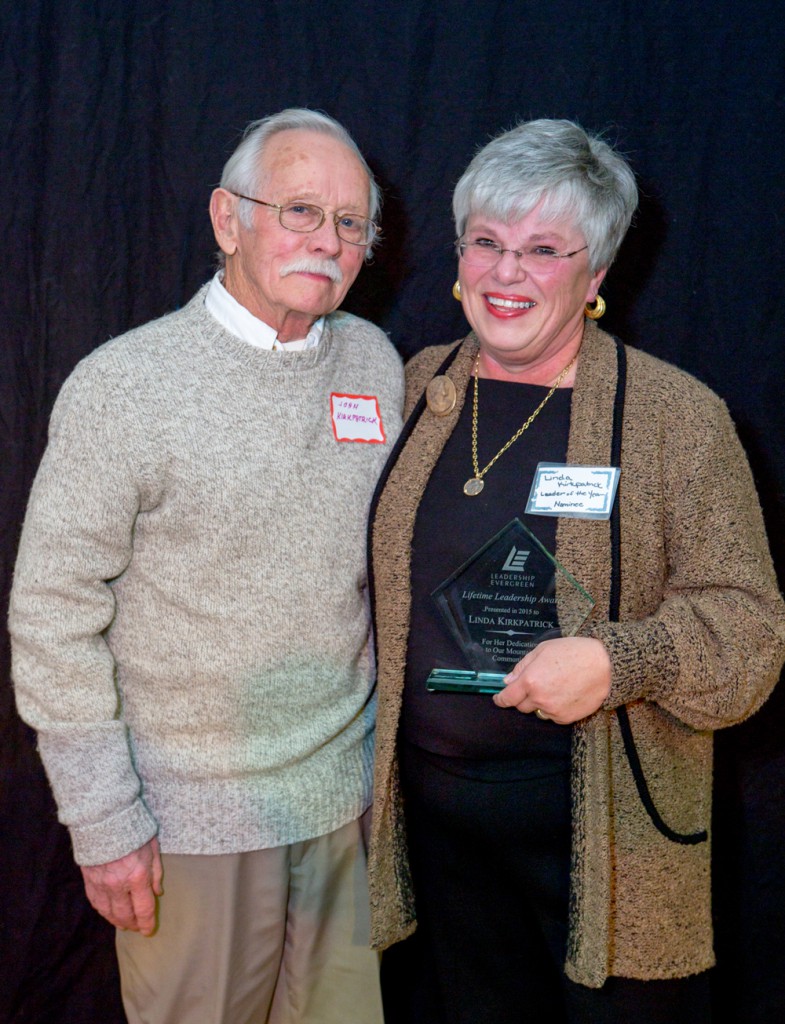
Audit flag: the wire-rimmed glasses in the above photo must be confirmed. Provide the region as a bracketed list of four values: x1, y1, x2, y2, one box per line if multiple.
[230, 193, 379, 246]
[456, 238, 588, 273]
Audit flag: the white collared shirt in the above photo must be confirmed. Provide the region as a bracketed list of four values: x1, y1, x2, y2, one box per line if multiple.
[204, 272, 324, 352]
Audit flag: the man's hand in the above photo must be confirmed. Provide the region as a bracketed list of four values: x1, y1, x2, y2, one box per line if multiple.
[80, 836, 163, 935]
[493, 637, 612, 725]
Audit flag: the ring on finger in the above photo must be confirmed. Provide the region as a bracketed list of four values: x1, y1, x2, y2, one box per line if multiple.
[534, 708, 550, 721]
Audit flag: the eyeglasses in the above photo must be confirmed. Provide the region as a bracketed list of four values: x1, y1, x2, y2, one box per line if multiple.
[456, 238, 588, 272]
[230, 192, 379, 246]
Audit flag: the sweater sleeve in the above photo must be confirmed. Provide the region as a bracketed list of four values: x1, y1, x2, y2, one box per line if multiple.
[589, 388, 785, 731]
[9, 362, 159, 864]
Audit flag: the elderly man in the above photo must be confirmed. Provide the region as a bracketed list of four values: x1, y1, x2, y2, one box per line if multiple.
[9, 109, 403, 1024]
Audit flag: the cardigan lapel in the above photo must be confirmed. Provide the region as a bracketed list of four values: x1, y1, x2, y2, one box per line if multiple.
[558, 321, 620, 987]
[371, 335, 479, 743]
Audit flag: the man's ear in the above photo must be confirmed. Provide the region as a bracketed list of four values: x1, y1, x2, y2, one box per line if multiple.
[209, 188, 240, 256]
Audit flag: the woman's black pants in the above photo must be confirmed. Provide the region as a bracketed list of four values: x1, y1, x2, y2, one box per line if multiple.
[382, 743, 711, 1024]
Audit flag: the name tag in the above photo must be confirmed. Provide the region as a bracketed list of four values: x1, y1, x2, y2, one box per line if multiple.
[330, 393, 386, 443]
[526, 463, 620, 519]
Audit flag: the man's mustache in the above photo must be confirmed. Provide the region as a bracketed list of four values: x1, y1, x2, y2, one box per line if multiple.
[279, 257, 343, 284]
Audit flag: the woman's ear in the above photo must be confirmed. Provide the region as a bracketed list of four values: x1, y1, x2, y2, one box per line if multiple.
[585, 266, 608, 304]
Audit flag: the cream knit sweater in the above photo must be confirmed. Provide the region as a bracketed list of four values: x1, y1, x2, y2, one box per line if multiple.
[10, 287, 404, 866]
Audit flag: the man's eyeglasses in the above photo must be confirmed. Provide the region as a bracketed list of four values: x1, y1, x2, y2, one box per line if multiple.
[230, 193, 379, 246]
[456, 238, 588, 273]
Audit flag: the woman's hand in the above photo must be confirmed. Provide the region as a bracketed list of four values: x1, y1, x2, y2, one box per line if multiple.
[493, 637, 611, 724]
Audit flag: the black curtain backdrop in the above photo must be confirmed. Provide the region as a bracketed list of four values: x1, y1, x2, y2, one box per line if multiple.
[1, 3, 783, 1022]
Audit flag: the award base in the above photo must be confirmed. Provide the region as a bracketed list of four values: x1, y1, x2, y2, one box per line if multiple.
[426, 668, 506, 695]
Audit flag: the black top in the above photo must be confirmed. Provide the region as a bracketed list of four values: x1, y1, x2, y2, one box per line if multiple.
[402, 376, 574, 767]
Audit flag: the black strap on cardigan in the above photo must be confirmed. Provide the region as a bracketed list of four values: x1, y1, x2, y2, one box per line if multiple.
[610, 337, 708, 846]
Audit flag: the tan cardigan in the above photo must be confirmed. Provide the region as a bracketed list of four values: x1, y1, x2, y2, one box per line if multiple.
[367, 322, 785, 987]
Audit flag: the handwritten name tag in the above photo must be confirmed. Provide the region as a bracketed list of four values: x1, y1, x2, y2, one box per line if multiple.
[526, 463, 620, 519]
[330, 393, 386, 443]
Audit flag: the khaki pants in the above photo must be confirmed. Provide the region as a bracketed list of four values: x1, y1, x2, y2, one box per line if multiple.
[116, 817, 383, 1024]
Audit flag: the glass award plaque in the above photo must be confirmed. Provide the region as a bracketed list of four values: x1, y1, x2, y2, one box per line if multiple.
[427, 518, 594, 694]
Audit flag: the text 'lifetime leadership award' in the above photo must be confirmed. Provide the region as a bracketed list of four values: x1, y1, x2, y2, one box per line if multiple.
[427, 518, 594, 694]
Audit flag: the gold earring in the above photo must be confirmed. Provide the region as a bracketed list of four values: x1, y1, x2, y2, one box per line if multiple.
[585, 295, 606, 320]
[452, 280, 462, 301]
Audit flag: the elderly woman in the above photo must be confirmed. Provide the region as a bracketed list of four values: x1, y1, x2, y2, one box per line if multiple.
[367, 119, 785, 1023]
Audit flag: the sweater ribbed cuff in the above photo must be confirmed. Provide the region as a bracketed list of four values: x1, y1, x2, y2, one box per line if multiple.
[69, 798, 158, 866]
[586, 618, 679, 708]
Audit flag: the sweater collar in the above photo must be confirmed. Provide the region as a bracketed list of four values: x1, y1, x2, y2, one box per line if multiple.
[204, 272, 325, 352]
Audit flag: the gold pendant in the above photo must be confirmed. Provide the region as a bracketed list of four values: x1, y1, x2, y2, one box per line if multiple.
[463, 477, 484, 496]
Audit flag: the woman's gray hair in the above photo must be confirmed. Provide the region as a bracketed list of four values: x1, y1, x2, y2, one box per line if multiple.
[453, 119, 638, 272]
[220, 108, 381, 235]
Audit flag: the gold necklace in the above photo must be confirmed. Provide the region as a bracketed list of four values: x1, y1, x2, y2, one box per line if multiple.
[463, 351, 578, 496]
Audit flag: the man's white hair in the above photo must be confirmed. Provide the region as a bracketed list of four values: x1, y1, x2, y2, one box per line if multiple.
[220, 108, 381, 233]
